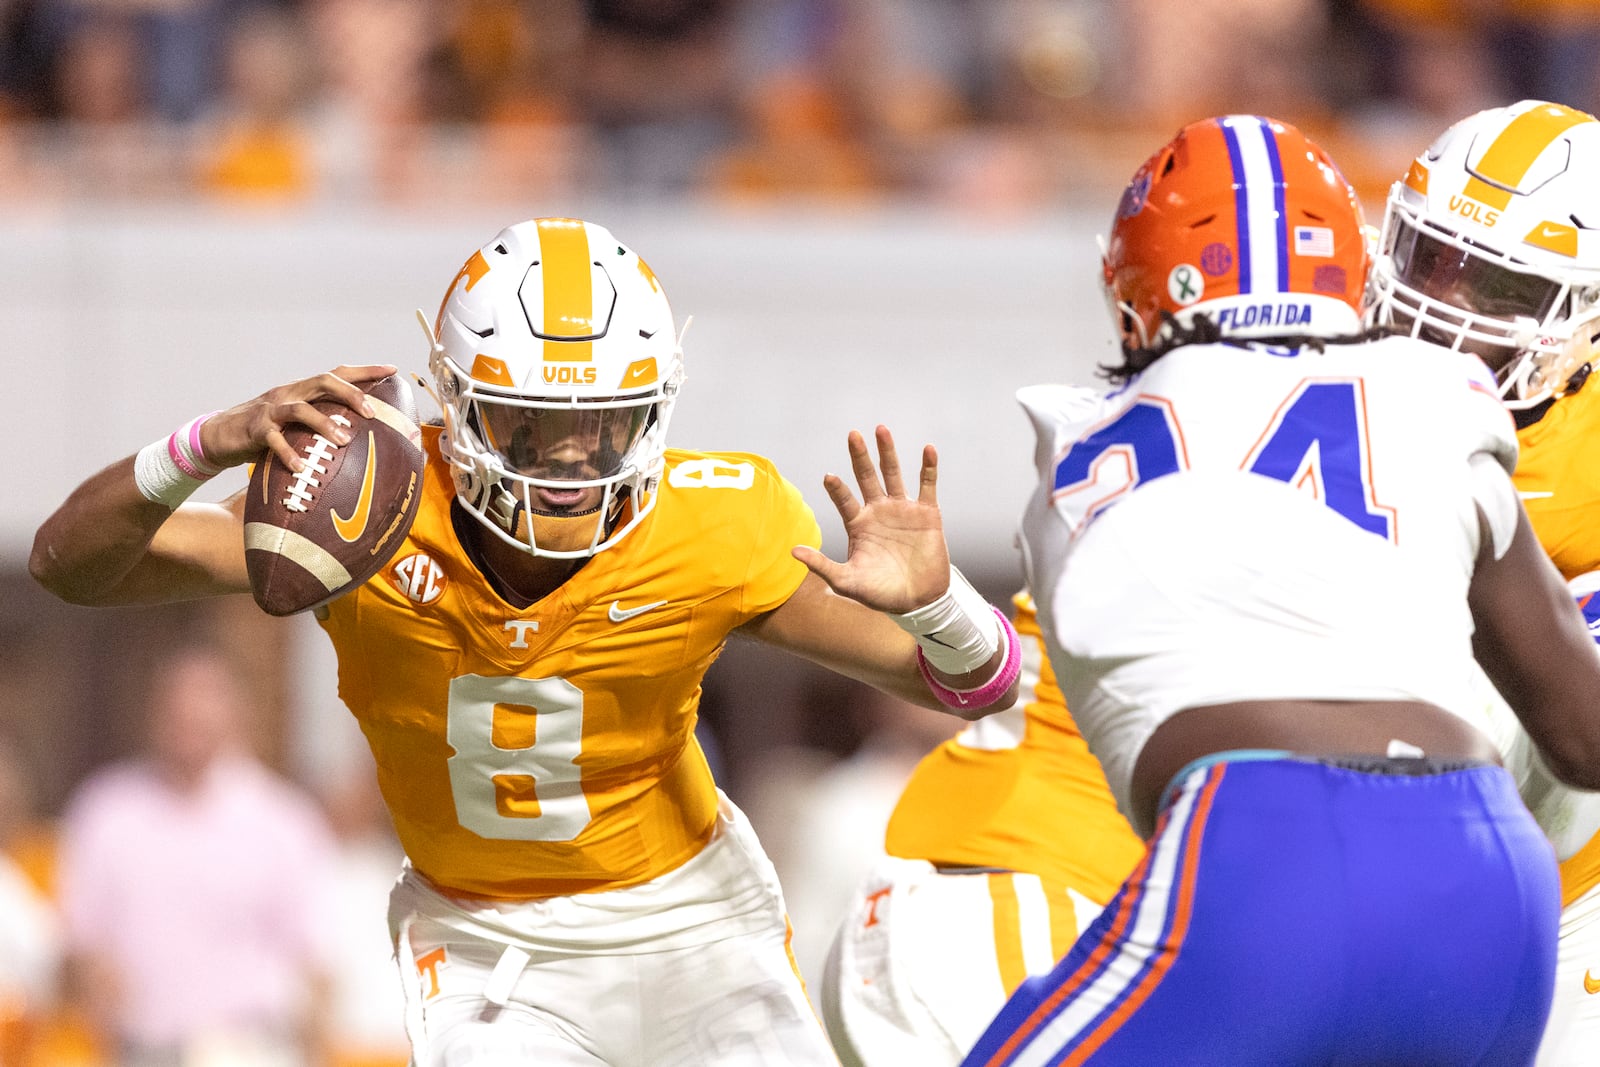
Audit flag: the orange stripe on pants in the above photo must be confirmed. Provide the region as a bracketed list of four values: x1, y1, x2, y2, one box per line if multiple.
[1062, 767, 1225, 1066]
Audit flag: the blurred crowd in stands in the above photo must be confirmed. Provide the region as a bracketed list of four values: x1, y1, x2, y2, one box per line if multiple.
[0, 642, 410, 1067]
[0, 0, 1597, 209]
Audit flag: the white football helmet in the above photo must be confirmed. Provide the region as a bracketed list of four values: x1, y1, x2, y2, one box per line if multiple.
[423, 217, 684, 558]
[1369, 99, 1600, 409]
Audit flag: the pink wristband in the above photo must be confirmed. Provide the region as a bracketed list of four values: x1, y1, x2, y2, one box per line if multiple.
[167, 412, 222, 480]
[167, 431, 205, 479]
[915, 606, 1023, 711]
[187, 411, 222, 474]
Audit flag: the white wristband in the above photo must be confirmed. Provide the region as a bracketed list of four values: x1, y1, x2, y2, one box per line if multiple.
[890, 566, 1002, 675]
[132, 413, 222, 509]
[134, 437, 208, 508]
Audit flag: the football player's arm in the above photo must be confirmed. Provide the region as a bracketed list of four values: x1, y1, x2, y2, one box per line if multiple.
[742, 571, 1009, 717]
[29, 364, 391, 605]
[774, 425, 1021, 719]
[1470, 503, 1600, 790]
[30, 460, 250, 605]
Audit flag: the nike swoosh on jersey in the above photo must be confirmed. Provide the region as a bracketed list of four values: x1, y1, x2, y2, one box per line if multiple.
[609, 599, 668, 623]
[1585, 969, 1600, 995]
[332, 431, 378, 542]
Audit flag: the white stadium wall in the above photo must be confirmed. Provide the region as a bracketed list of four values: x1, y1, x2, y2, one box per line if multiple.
[1, 205, 1116, 564]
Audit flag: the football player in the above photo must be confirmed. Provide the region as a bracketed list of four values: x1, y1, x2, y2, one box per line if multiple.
[29, 217, 1023, 1067]
[1367, 98, 1600, 1067]
[962, 115, 1600, 1065]
[819, 589, 1144, 1066]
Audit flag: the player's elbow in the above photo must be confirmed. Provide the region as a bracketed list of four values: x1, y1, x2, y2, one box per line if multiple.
[29, 535, 105, 605]
[28, 538, 74, 601]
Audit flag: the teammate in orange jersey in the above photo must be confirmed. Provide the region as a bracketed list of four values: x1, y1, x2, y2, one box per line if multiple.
[961, 115, 1600, 1066]
[29, 217, 1022, 1067]
[820, 590, 1143, 1066]
[1367, 99, 1600, 1067]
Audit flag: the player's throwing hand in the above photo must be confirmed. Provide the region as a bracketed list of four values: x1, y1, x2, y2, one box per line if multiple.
[201, 364, 396, 472]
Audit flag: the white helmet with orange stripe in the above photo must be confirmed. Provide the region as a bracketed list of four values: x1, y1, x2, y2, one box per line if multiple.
[424, 217, 684, 557]
[1370, 99, 1600, 409]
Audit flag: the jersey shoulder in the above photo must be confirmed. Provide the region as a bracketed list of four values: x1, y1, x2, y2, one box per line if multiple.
[658, 448, 817, 534]
[637, 449, 820, 611]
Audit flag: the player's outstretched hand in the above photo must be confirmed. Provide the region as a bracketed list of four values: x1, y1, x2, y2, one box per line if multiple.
[794, 426, 952, 614]
[199, 364, 398, 472]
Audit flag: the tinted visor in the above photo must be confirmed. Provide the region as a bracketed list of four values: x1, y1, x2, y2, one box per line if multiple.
[1390, 224, 1562, 320]
[477, 400, 653, 481]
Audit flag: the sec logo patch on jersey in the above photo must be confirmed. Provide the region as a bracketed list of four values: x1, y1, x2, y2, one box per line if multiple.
[391, 551, 448, 605]
[244, 374, 426, 616]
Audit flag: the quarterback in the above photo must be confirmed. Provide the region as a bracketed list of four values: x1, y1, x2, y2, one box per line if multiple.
[1367, 98, 1600, 1067]
[30, 217, 1021, 1066]
[962, 116, 1600, 1065]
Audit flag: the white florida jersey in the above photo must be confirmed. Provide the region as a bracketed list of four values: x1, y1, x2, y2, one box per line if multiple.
[1017, 335, 1520, 820]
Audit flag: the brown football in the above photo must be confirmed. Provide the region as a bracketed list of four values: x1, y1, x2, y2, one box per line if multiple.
[243, 374, 426, 616]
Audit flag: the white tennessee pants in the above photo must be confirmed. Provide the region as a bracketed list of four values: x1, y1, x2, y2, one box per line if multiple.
[389, 793, 839, 1067]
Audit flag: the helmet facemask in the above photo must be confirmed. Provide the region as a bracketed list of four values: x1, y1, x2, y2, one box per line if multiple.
[437, 358, 680, 557]
[1372, 195, 1600, 409]
[1367, 100, 1600, 409]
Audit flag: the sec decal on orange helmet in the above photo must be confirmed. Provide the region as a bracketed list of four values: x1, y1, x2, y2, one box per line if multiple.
[1102, 114, 1371, 358]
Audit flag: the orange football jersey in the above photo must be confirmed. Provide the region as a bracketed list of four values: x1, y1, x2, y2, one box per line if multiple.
[320, 427, 821, 899]
[883, 593, 1144, 904]
[1515, 383, 1600, 906]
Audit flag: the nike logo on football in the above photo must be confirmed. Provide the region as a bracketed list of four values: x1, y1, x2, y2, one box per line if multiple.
[609, 599, 667, 623]
[1540, 225, 1569, 239]
[332, 431, 377, 542]
[1586, 969, 1600, 995]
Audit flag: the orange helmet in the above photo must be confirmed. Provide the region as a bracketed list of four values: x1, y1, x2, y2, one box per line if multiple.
[1103, 115, 1370, 355]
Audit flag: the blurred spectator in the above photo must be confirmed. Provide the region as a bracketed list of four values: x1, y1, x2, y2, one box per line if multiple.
[40, 0, 241, 123]
[1107, 0, 1328, 129]
[48, 10, 142, 123]
[705, 68, 883, 202]
[0, 0, 52, 119]
[303, 0, 431, 200]
[56, 643, 338, 1067]
[413, 0, 595, 205]
[317, 771, 408, 1067]
[714, 0, 1057, 210]
[45, 11, 181, 197]
[1356, 0, 1600, 125]
[839, 0, 977, 180]
[576, 0, 741, 193]
[0, 736, 61, 1066]
[1355, 0, 1506, 129]
[1489, 0, 1600, 117]
[195, 5, 316, 200]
